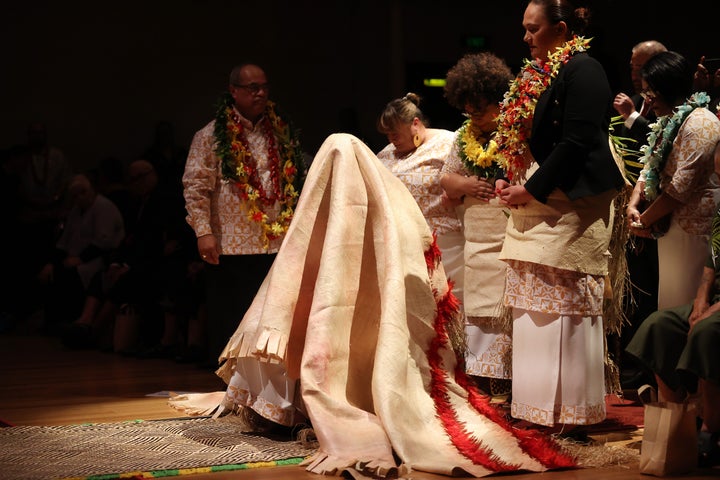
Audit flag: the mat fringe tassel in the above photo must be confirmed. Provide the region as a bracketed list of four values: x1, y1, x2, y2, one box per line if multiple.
[168, 391, 227, 417]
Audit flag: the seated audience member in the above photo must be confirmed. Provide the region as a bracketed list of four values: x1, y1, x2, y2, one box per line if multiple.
[37, 173, 125, 331]
[62, 160, 187, 352]
[626, 140, 720, 468]
[20, 122, 72, 259]
[93, 155, 133, 226]
[160, 257, 208, 364]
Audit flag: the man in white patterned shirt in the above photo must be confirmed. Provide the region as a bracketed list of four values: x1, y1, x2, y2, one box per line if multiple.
[182, 63, 305, 367]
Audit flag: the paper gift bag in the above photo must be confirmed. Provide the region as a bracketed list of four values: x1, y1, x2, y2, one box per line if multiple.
[113, 304, 140, 354]
[640, 401, 698, 476]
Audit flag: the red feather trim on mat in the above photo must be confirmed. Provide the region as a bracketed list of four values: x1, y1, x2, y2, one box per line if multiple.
[425, 255, 576, 471]
[455, 365, 576, 469]
[425, 231, 442, 272]
[428, 287, 517, 471]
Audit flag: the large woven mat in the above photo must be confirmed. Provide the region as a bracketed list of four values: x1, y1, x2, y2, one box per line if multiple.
[0, 416, 317, 480]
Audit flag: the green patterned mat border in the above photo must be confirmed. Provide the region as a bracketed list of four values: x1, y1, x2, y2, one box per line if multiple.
[0, 417, 316, 480]
[62, 457, 306, 480]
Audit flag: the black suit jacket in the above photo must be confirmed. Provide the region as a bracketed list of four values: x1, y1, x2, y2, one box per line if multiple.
[525, 52, 626, 203]
[623, 94, 656, 144]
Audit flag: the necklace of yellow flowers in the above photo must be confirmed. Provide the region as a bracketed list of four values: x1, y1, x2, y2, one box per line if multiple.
[495, 36, 591, 182]
[457, 119, 502, 180]
[213, 93, 304, 249]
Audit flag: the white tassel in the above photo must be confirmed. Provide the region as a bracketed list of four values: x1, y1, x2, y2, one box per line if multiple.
[167, 391, 226, 416]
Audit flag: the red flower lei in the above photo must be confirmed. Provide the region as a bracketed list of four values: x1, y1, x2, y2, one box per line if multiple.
[227, 110, 281, 205]
[495, 36, 591, 181]
[215, 98, 302, 249]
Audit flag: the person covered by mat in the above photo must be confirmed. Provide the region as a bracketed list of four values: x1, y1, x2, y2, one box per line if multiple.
[170, 132, 577, 478]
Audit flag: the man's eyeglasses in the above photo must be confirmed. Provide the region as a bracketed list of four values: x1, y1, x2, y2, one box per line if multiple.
[233, 82, 270, 94]
[640, 88, 658, 102]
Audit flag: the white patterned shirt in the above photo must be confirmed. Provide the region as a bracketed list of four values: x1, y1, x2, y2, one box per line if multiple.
[183, 109, 284, 255]
[660, 107, 720, 235]
[377, 129, 460, 234]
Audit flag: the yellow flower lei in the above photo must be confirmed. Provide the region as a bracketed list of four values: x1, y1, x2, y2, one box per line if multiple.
[495, 36, 591, 181]
[214, 94, 305, 249]
[457, 119, 502, 179]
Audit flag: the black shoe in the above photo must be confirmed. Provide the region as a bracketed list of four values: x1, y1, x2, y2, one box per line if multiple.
[698, 431, 720, 468]
[61, 323, 95, 349]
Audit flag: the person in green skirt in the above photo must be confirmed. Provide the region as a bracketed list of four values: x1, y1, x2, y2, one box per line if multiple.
[626, 140, 720, 468]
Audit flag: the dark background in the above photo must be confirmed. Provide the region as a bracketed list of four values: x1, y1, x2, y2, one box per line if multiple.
[3, 0, 716, 170]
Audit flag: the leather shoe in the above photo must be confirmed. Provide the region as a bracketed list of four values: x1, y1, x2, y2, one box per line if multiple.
[698, 431, 720, 468]
[61, 323, 94, 349]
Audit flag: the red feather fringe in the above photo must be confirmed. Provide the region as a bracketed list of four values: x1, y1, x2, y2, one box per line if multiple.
[424, 246, 576, 471]
[425, 231, 442, 272]
[429, 287, 516, 471]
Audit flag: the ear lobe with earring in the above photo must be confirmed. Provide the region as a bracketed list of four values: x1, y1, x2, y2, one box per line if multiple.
[413, 134, 421, 148]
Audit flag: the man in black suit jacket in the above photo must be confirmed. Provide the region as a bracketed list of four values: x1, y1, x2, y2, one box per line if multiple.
[612, 40, 667, 389]
[613, 40, 668, 175]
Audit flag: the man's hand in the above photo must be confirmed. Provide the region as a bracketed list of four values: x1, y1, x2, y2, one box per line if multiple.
[198, 234, 220, 265]
[613, 93, 636, 119]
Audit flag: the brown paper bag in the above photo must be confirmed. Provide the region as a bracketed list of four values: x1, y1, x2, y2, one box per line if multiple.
[640, 401, 698, 476]
[113, 304, 140, 354]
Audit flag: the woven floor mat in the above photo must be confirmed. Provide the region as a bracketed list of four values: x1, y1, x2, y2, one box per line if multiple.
[0, 416, 317, 480]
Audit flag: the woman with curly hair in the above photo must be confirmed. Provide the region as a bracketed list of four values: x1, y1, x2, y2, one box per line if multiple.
[440, 52, 514, 395]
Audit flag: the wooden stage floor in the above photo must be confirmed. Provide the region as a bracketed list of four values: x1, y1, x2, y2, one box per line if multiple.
[0, 328, 717, 480]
